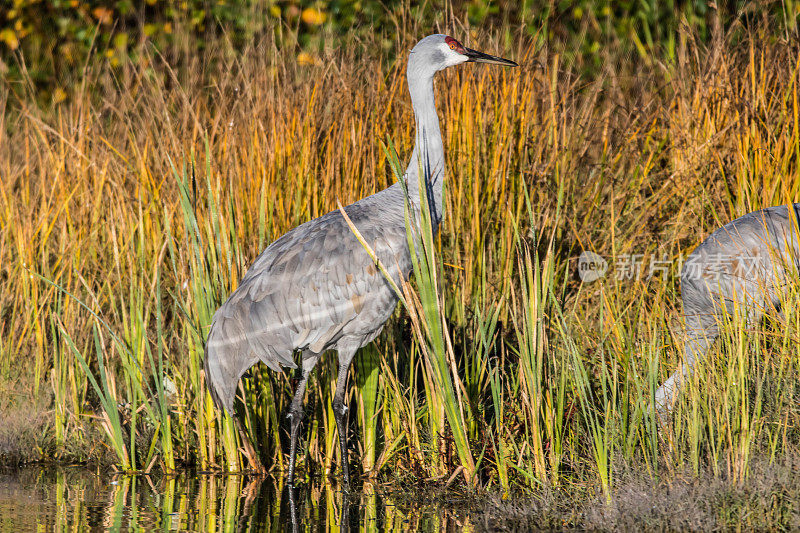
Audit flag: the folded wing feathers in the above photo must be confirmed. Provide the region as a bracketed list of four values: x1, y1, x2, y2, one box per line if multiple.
[204, 206, 404, 413]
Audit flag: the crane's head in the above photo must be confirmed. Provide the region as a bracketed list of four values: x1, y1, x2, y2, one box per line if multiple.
[408, 34, 517, 79]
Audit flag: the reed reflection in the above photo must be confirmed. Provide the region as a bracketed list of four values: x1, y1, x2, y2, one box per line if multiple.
[0, 468, 473, 531]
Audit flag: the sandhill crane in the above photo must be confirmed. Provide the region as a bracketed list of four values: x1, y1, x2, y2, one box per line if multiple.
[655, 204, 800, 411]
[204, 34, 517, 485]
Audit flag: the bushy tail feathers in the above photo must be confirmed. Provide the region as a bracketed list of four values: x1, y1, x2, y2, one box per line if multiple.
[203, 313, 296, 414]
[203, 339, 230, 413]
[203, 316, 253, 414]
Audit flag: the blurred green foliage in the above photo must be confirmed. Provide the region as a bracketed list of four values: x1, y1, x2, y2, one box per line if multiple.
[1, 0, 798, 99]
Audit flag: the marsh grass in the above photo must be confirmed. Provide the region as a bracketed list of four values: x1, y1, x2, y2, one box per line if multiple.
[2, 17, 800, 504]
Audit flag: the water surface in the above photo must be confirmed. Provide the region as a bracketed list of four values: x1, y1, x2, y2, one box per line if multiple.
[0, 468, 474, 531]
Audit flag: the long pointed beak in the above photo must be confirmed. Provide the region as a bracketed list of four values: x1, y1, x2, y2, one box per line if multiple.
[464, 48, 518, 67]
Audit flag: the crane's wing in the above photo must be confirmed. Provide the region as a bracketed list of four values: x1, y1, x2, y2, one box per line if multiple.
[204, 203, 407, 412]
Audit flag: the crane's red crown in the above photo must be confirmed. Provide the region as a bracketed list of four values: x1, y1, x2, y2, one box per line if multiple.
[445, 36, 466, 54]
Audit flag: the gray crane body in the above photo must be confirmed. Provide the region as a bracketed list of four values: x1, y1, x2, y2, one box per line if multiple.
[206, 185, 414, 413]
[656, 204, 800, 410]
[203, 34, 517, 485]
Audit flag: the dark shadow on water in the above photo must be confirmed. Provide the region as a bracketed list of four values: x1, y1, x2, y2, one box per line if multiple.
[0, 467, 472, 531]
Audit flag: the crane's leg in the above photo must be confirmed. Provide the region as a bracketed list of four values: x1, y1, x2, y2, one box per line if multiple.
[332, 348, 356, 488]
[286, 484, 299, 533]
[655, 292, 766, 412]
[655, 326, 714, 412]
[655, 265, 728, 414]
[287, 353, 319, 485]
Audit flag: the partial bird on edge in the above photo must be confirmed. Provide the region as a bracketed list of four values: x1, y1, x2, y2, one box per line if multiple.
[655, 204, 800, 412]
[204, 34, 517, 487]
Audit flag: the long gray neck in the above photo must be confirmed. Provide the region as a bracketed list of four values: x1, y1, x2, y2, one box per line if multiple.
[403, 71, 445, 228]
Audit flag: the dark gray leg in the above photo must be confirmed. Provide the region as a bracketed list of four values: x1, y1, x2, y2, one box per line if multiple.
[655, 336, 710, 411]
[287, 484, 299, 533]
[287, 354, 319, 485]
[333, 348, 356, 488]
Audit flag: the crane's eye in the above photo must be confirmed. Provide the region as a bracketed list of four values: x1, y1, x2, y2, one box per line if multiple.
[445, 36, 462, 51]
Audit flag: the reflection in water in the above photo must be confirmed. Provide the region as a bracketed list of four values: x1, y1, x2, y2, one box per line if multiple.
[0, 468, 474, 531]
